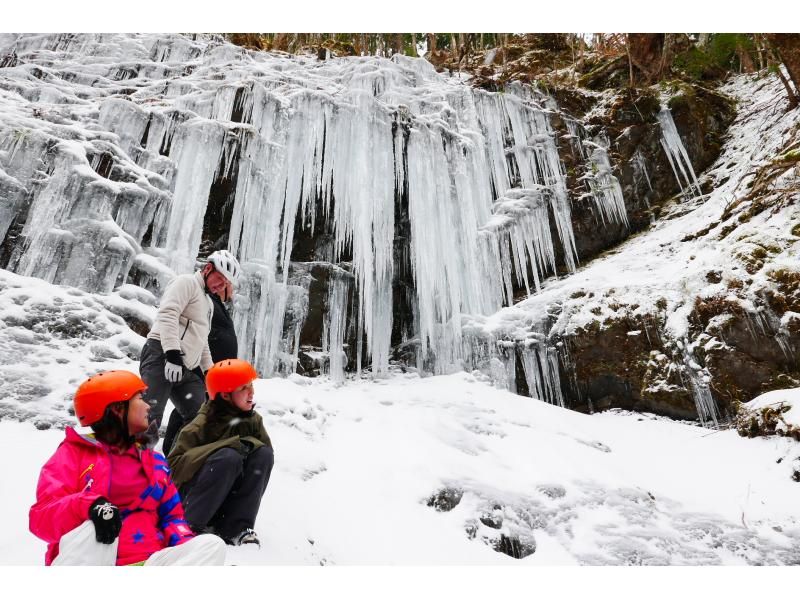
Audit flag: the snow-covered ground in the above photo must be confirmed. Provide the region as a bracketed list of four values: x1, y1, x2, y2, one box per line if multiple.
[5, 372, 800, 565]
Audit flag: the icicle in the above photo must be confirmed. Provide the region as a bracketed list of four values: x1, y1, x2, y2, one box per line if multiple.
[325, 274, 350, 384]
[520, 341, 565, 408]
[634, 150, 653, 197]
[565, 118, 587, 159]
[657, 106, 701, 199]
[677, 342, 719, 428]
[581, 137, 629, 228]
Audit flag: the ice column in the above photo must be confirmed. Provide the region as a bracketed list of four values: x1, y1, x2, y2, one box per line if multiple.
[678, 343, 719, 427]
[163, 119, 226, 273]
[229, 86, 395, 377]
[582, 138, 629, 227]
[325, 91, 395, 376]
[474, 88, 578, 271]
[324, 275, 350, 384]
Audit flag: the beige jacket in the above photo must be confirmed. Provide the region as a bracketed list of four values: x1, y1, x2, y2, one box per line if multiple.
[147, 271, 214, 371]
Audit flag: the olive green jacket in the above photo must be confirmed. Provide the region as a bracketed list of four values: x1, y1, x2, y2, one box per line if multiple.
[167, 399, 272, 489]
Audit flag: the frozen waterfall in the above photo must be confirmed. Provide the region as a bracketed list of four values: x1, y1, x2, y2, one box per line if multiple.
[0, 33, 636, 404]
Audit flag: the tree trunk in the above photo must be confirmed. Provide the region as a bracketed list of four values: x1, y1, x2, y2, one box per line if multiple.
[754, 34, 767, 70]
[411, 33, 417, 56]
[766, 34, 800, 95]
[427, 33, 436, 57]
[767, 49, 799, 110]
[594, 33, 604, 54]
[626, 33, 665, 85]
[626, 34, 635, 88]
[737, 37, 756, 73]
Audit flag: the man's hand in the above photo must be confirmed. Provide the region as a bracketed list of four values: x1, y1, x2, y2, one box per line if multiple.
[164, 350, 184, 383]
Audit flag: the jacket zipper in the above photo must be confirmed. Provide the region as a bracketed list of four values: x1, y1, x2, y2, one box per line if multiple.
[181, 320, 191, 340]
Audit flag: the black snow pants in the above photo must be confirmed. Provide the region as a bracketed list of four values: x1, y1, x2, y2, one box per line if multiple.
[139, 338, 206, 456]
[180, 446, 274, 542]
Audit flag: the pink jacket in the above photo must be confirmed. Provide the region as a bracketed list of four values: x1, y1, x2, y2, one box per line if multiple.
[29, 427, 194, 565]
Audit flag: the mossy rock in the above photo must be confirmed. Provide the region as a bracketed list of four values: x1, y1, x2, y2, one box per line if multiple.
[609, 89, 661, 125]
[733, 241, 780, 275]
[764, 269, 800, 314]
[774, 149, 800, 165]
[565, 312, 701, 418]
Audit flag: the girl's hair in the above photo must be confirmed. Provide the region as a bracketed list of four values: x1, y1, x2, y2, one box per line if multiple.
[90, 400, 133, 448]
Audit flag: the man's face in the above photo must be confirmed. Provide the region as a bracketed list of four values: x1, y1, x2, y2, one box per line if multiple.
[219, 280, 234, 302]
[204, 265, 229, 297]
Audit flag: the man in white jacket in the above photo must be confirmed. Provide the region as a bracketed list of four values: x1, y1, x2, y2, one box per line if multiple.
[139, 250, 241, 455]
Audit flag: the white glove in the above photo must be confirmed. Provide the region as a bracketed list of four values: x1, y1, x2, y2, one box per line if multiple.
[164, 361, 183, 383]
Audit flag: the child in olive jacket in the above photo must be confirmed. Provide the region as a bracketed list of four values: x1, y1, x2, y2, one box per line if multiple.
[168, 359, 273, 547]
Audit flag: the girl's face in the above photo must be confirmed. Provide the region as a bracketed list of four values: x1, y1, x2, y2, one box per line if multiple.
[126, 393, 150, 435]
[227, 382, 255, 412]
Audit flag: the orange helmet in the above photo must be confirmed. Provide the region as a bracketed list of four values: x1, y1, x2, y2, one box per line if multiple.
[206, 359, 258, 399]
[74, 370, 148, 426]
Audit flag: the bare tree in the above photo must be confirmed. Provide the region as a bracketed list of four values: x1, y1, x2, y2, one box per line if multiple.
[766, 34, 800, 94]
[766, 44, 799, 110]
[427, 33, 436, 57]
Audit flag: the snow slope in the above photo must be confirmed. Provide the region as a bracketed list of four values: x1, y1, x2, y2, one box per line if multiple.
[5, 372, 800, 565]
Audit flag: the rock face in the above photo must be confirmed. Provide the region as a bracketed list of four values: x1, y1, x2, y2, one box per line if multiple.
[514, 73, 799, 423]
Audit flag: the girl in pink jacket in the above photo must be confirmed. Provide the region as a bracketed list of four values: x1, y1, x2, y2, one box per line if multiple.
[29, 370, 227, 566]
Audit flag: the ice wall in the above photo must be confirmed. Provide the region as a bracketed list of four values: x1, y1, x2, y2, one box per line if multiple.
[0, 33, 630, 401]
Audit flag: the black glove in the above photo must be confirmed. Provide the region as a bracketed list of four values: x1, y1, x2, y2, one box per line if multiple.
[164, 350, 184, 366]
[89, 497, 122, 544]
[238, 438, 255, 457]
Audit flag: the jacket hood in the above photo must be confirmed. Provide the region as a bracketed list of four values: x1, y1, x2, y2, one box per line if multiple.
[64, 427, 146, 452]
[64, 427, 103, 447]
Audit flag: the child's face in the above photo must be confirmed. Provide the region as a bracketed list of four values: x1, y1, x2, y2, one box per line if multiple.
[126, 393, 150, 435]
[227, 382, 255, 412]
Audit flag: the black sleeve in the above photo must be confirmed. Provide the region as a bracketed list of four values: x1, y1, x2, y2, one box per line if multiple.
[209, 294, 238, 362]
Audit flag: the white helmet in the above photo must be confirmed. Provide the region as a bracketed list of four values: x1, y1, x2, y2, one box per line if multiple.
[207, 250, 241, 285]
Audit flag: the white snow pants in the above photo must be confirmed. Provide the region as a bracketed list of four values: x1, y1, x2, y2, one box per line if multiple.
[51, 521, 226, 566]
